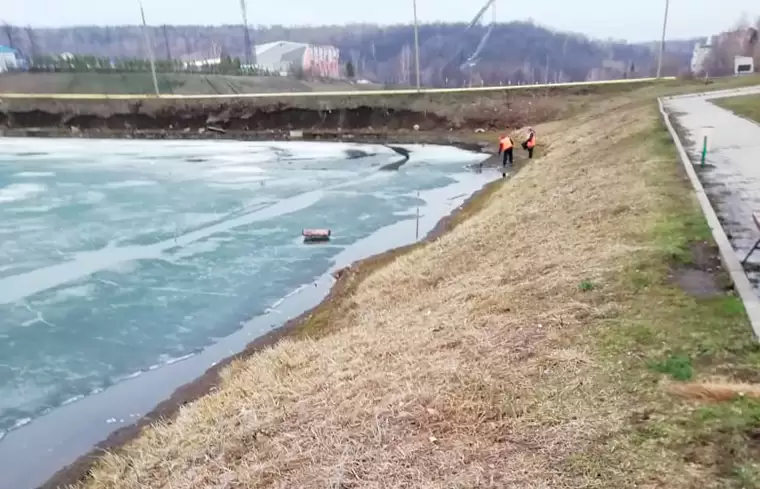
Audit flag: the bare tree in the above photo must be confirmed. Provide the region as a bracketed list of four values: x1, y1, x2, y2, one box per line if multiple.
[3, 23, 14, 49]
[703, 15, 758, 76]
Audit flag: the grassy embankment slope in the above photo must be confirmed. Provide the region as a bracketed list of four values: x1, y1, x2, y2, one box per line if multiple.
[713, 93, 760, 124]
[0, 72, 378, 95]
[74, 80, 760, 488]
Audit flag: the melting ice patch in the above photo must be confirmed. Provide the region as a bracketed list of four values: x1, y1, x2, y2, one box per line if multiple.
[395, 144, 489, 164]
[98, 180, 157, 190]
[14, 172, 56, 178]
[0, 184, 47, 204]
[0, 136, 492, 451]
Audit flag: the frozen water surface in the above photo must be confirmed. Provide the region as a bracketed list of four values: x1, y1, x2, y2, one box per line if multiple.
[0, 137, 490, 446]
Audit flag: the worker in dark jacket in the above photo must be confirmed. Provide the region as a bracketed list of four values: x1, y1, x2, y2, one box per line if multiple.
[498, 134, 514, 176]
[522, 128, 536, 159]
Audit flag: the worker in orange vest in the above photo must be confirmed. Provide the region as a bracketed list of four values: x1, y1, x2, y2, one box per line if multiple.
[522, 128, 536, 159]
[498, 134, 514, 175]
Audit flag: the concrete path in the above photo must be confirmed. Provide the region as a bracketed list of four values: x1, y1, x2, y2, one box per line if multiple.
[664, 86, 760, 288]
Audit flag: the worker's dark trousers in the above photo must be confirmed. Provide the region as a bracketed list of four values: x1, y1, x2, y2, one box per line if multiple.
[502, 148, 513, 166]
[527, 147, 534, 159]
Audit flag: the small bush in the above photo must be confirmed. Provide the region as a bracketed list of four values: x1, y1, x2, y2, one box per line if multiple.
[579, 280, 596, 292]
[649, 354, 694, 381]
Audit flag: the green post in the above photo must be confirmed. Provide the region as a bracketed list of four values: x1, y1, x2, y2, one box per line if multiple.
[700, 135, 708, 168]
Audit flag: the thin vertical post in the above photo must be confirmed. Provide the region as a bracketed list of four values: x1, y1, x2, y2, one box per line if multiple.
[701, 135, 708, 168]
[656, 0, 670, 79]
[139, 0, 160, 96]
[412, 0, 421, 90]
[415, 191, 420, 241]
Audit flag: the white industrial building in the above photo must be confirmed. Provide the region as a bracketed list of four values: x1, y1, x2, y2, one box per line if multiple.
[176, 41, 341, 78]
[252, 41, 340, 79]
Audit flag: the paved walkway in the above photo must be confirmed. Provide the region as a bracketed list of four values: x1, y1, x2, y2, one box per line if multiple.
[664, 86, 760, 285]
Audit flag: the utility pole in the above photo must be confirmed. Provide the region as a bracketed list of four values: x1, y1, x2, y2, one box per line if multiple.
[26, 26, 38, 60]
[560, 35, 569, 83]
[656, 0, 670, 78]
[138, 0, 160, 95]
[412, 0, 421, 90]
[162, 24, 172, 66]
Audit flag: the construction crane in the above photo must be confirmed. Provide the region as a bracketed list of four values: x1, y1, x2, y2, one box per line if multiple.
[240, 0, 256, 66]
[440, 0, 498, 86]
[460, 1, 496, 71]
[137, 0, 160, 95]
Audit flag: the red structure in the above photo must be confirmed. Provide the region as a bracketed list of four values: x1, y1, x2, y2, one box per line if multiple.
[303, 45, 340, 79]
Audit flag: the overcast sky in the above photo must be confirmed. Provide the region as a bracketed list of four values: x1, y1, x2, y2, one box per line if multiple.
[4, 0, 759, 42]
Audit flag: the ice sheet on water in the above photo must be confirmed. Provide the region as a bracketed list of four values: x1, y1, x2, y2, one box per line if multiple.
[0, 137, 395, 165]
[14, 172, 56, 178]
[0, 137, 484, 437]
[0, 183, 48, 203]
[97, 180, 157, 190]
[395, 143, 490, 165]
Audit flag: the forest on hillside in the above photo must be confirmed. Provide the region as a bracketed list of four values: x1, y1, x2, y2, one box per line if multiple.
[3, 22, 703, 86]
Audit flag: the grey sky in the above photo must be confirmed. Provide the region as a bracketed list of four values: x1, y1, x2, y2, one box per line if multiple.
[5, 0, 759, 42]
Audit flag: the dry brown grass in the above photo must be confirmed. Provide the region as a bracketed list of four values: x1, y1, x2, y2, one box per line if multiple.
[668, 381, 760, 402]
[73, 91, 760, 489]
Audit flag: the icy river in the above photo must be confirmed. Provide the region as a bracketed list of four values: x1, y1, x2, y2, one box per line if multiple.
[0, 137, 492, 488]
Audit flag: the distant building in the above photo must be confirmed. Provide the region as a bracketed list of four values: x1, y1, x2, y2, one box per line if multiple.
[252, 41, 340, 78]
[182, 56, 222, 70]
[0, 45, 22, 73]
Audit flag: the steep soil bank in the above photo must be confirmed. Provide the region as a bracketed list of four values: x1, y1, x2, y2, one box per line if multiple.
[1, 104, 451, 132]
[0, 82, 656, 135]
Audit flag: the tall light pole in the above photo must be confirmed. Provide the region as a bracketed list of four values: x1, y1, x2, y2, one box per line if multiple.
[656, 0, 670, 79]
[412, 0, 421, 90]
[240, 0, 255, 66]
[138, 0, 160, 96]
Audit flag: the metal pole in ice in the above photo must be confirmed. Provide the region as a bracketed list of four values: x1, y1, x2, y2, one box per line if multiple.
[416, 191, 420, 241]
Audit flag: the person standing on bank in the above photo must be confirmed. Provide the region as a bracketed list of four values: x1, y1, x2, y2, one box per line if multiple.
[498, 134, 514, 176]
[522, 127, 536, 159]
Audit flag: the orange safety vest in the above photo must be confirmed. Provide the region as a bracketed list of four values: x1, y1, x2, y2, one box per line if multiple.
[499, 136, 513, 152]
[526, 132, 536, 149]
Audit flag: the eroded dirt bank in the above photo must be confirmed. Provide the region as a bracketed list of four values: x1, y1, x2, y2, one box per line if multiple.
[0, 83, 645, 136]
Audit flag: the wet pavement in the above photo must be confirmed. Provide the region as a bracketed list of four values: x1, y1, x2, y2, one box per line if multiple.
[664, 86, 760, 287]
